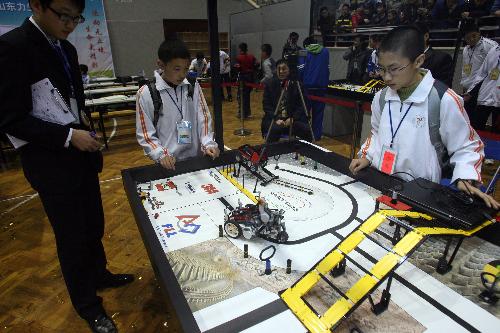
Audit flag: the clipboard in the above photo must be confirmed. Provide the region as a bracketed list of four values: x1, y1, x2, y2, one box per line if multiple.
[6, 78, 76, 148]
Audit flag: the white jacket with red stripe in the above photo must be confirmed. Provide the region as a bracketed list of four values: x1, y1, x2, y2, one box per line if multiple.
[359, 70, 484, 184]
[136, 71, 217, 162]
[466, 45, 500, 108]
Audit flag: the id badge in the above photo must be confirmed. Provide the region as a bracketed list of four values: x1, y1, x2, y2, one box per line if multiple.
[463, 64, 472, 76]
[490, 68, 500, 81]
[379, 145, 397, 175]
[176, 120, 192, 144]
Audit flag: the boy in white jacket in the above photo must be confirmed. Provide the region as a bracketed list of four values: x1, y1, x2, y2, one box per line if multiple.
[349, 26, 498, 208]
[136, 38, 219, 170]
[464, 45, 500, 132]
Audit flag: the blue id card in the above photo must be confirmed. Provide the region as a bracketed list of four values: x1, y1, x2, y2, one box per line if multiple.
[176, 120, 192, 144]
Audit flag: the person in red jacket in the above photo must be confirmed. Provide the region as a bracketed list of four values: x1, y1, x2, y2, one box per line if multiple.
[235, 42, 257, 118]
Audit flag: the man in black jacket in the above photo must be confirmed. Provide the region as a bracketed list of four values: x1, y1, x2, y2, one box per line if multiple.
[0, 1, 132, 332]
[414, 22, 453, 87]
[343, 35, 371, 85]
[261, 59, 312, 143]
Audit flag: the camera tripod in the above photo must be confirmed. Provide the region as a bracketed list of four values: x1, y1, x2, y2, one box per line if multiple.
[263, 78, 315, 145]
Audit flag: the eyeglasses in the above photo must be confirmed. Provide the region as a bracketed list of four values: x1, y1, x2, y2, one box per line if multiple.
[375, 63, 411, 76]
[48, 6, 85, 25]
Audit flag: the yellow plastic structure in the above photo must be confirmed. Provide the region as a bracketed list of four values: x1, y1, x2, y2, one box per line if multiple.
[218, 167, 258, 204]
[281, 210, 494, 333]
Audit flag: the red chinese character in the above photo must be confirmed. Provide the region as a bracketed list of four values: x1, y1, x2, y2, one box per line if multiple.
[91, 62, 98, 69]
[97, 47, 105, 53]
[97, 38, 103, 44]
[85, 26, 90, 32]
[95, 28, 101, 35]
[90, 53, 96, 60]
[86, 34, 94, 40]
[93, 19, 100, 26]
[89, 43, 94, 50]
[201, 184, 219, 194]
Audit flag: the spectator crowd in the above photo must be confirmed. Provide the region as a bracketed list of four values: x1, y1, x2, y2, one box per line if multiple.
[316, 0, 500, 35]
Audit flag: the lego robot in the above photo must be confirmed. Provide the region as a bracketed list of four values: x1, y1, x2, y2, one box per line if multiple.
[224, 198, 288, 243]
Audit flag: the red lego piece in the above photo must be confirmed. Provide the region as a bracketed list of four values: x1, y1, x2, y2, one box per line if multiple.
[377, 195, 412, 210]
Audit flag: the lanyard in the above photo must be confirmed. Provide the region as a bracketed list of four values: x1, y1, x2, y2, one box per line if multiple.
[468, 38, 481, 64]
[388, 100, 413, 148]
[165, 86, 183, 119]
[51, 41, 75, 97]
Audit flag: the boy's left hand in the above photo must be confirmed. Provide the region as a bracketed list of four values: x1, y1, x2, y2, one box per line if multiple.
[205, 146, 220, 159]
[456, 180, 500, 209]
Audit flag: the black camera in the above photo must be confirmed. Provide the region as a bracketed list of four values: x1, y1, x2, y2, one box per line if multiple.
[284, 49, 307, 80]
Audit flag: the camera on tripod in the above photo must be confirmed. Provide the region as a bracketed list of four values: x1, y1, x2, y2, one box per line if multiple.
[283, 49, 307, 80]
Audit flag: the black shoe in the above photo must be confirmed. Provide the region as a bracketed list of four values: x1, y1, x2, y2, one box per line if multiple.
[97, 273, 134, 290]
[87, 313, 117, 333]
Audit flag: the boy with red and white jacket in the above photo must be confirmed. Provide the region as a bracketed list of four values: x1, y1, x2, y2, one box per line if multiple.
[136, 38, 219, 170]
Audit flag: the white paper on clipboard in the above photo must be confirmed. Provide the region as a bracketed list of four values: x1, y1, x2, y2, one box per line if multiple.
[6, 78, 76, 148]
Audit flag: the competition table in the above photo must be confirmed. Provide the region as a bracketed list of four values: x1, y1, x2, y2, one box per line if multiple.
[84, 86, 139, 98]
[122, 141, 500, 333]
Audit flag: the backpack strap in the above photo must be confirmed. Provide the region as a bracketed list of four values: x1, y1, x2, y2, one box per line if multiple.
[147, 82, 162, 128]
[186, 77, 196, 99]
[427, 79, 452, 176]
[378, 86, 388, 113]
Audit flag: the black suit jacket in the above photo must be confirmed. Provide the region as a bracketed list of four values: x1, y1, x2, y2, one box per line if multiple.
[0, 19, 102, 194]
[261, 76, 307, 135]
[423, 47, 453, 87]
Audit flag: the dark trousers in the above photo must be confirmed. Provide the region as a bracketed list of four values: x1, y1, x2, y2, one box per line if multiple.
[473, 105, 500, 132]
[238, 73, 253, 117]
[38, 169, 107, 321]
[262, 119, 312, 143]
[464, 87, 479, 125]
[220, 73, 232, 99]
[305, 88, 326, 140]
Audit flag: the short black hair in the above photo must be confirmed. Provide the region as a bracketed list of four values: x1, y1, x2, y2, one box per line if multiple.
[158, 38, 191, 64]
[289, 32, 299, 39]
[413, 22, 429, 35]
[79, 64, 88, 74]
[276, 58, 288, 68]
[303, 36, 317, 48]
[342, 4, 350, 9]
[463, 19, 479, 34]
[30, 0, 85, 12]
[320, 6, 328, 12]
[196, 52, 204, 60]
[379, 26, 424, 61]
[261, 43, 272, 56]
[370, 34, 382, 42]
[239, 42, 248, 53]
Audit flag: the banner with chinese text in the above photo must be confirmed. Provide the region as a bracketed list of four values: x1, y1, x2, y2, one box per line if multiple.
[0, 0, 115, 77]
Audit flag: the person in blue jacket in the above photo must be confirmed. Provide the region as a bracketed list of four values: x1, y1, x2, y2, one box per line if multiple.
[298, 36, 330, 140]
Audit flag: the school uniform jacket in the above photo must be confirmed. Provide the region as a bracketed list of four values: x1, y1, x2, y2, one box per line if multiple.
[461, 37, 498, 90]
[466, 45, 500, 108]
[359, 71, 484, 184]
[0, 19, 102, 194]
[136, 71, 217, 162]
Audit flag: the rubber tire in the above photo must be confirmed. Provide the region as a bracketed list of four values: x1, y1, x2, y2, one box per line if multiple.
[224, 221, 242, 239]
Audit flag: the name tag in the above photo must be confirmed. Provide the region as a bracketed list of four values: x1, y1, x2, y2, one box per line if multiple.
[379, 145, 397, 175]
[490, 68, 499, 81]
[463, 64, 472, 76]
[176, 120, 192, 144]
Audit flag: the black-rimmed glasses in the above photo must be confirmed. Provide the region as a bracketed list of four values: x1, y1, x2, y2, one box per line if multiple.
[48, 6, 85, 25]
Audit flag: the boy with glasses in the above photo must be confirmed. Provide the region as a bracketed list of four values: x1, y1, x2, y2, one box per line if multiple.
[349, 26, 498, 209]
[0, 1, 133, 332]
